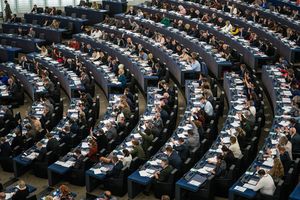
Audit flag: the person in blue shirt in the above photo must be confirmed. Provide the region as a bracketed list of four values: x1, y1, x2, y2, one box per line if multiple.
[139, 49, 148, 61]
[118, 68, 127, 88]
[189, 52, 201, 72]
[165, 145, 182, 170]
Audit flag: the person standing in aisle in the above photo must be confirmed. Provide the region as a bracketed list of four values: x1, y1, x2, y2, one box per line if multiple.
[4, 1, 12, 22]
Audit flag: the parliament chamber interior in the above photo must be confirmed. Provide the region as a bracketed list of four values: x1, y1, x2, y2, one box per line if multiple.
[0, 0, 300, 199]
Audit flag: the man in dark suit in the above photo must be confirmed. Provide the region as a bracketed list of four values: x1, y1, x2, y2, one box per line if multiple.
[73, 149, 85, 169]
[0, 137, 12, 158]
[144, 158, 173, 195]
[165, 146, 182, 170]
[69, 118, 79, 135]
[106, 156, 123, 178]
[46, 133, 59, 156]
[173, 138, 189, 161]
[11, 128, 24, 150]
[35, 142, 47, 162]
[59, 126, 72, 149]
[290, 127, 300, 154]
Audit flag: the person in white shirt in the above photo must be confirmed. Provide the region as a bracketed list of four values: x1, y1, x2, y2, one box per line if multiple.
[121, 149, 132, 168]
[229, 136, 242, 158]
[91, 29, 102, 39]
[200, 96, 214, 117]
[253, 169, 276, 196]
[221, 20, 233, 33]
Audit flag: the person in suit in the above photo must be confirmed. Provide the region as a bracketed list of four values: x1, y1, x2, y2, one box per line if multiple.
[211, 155, 227, 177]
[106, 156, 124, 178]
[96, 191, 117, 200]
[69, 118, 79, 135]
[187, 129, 200, 151]
[117, 68, 127, 89]
[73, 149, 85, 169]
[277, 146, 292, 175]
[0, 137, 12, 158]
[45, 133, 59, 155]
[11, 128, 24, 150]
[59, 126, 72, 149]
[105, 122, 117, 141]
[11, 180, 29, 200]
[130, 139, 146, 160]
[221, 145, 236, 168]
[40, 106, 51, 129]
[165, 146, 182, 169]
[172, 137, 189, 161]
[289, 127, 300, 155]
[93, 129, 108, 152]
[139, 129, 153, 152]
[35, 142, 47, 162]
[7, 78, 19, 100]
[144, 158, 174, 195]
[4, 1, 12, 22]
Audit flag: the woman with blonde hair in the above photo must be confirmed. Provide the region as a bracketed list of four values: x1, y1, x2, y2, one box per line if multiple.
[268, 157, 284, 183]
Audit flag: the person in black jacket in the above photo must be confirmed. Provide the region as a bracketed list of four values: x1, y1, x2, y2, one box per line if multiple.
[11, 128, 24, 150]
[165, 146, 182, 170]
[73, 149, 85, 169]
[172, 138, 189, 161]
[278, 146, 292, 175]
[0, 137, 12, 158]
[35, 142, 47, 162]
[93, 129, 108, 151]
[106, 156, 123, 178]
[59, 126, 72, 149]
[46, 133, 59, 155]
[11, 180, 29, 200]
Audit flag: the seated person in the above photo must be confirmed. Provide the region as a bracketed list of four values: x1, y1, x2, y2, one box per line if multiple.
[229, 136, 242, 158]
[139, 128, 153, 152]
[36, 142, 47, 162]
[106, 156, 124, 178]
[165, 145, 182, 170]
[46, 133, 59, 155]
[268, 157, 284, 183]
[277, 146, 292, 175]
[121, 149, 132, 168]
[211, 155, 227, 177]
[73, 149, 85, 169]
[11, 180, 29, 200]
[144, 159, 173, 195]
[56, 184, 74, 200]
[252, 169, 276, 196]
[172, 137, 189, 161]
[11, 128, 24, 150]
[87, 138, 98, 162]
[0, 137, 12, 158]
[130, 139, 146, 160]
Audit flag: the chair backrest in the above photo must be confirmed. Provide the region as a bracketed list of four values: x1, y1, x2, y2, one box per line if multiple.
[32, 20, 38, 25]
[71, 13, 76, 18]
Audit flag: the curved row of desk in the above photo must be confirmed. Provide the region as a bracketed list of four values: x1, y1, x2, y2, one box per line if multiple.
[229, 65, 298, 200]
[0, 62, 47, 100]
[93, 23, 191, 85]
[47, 94, 127, 186]
[114, 12, 231, 80]
[174, 72, 261, 200]
[133, 4, 270, 71]
[27, 53, 86, 99]
[73, 33, 158, 91]
[223, 0, 300, 32]
[54, 44, 124, 98]
[162, 0, 300, 63]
